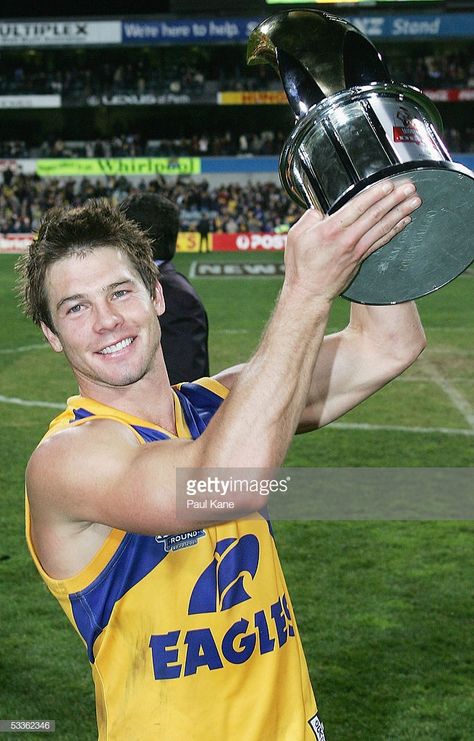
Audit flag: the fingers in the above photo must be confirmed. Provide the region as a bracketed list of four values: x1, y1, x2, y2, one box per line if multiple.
[336, 179, 397, 230]
[363, 215, 412, 256]
[356, 189, 421, 257]
[331, 179, 421, 255]
[284, 178, 422, 298]
[336, 179, 419, 230]
[289, 207, 324, 236]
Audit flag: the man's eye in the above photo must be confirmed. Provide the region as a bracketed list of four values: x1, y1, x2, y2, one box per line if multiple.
[67, 304, 83, 314]
[113, 289, 129, 299]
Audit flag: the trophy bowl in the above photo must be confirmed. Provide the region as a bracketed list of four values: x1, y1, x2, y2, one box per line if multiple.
[248, 10, 474, 304]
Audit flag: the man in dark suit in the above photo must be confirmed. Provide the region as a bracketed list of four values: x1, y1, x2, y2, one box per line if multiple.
[121, 192, 209, 384]
[197, 213, 210, 253]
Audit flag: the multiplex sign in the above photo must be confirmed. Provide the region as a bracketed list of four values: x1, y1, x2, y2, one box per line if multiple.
[0, 21, 121, 47]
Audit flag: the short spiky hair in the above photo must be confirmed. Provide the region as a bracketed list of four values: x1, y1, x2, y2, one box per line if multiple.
[16, 198, 159, 330]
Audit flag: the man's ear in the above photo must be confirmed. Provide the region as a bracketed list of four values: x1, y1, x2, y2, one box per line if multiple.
[40, 321, 63, 353]
[153, 281, 165, 317]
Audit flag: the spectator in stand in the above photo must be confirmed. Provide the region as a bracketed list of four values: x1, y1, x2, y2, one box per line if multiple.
[197, 213, 211, 253]
[120, 192, 209, 384]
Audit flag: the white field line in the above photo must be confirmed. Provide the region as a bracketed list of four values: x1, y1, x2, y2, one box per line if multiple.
[0, 393, 473, 436]
[394, 376, 473, 383]
[331, 422, 474, 437]
[0, 394, 63, 409]
[213, 329, 249, 334]
[426, 327, 471, 332]
[0, 343, 47, 354]
[423, 360, 474, 429]
[427, 347, 473, 356]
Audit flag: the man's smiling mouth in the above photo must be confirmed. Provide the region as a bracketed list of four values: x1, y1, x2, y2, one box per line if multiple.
[98, 337, 135, 355]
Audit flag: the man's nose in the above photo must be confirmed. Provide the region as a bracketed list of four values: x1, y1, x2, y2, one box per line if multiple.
[92, 301, 122, 332]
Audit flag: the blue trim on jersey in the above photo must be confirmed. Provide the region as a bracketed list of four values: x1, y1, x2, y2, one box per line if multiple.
[71, 407, 171, 442]
[67, 383, 226, 661]
[72, 407, 93, 421]
[70, 534, 169, 663]
[130, 425, 171, 443]
[175, 383, 224, 438]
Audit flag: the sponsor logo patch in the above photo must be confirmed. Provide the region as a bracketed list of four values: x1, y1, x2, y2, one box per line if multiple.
[155, 529, 205, 552]
[309, 713, 327, 741]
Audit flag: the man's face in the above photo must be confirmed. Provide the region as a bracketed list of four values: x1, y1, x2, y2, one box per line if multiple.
[41, 246, 165, 390]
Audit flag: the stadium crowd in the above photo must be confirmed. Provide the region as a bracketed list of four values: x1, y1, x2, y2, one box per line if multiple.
[1, 42, 472, 237]
[390, 49, 474, 90]
[0, 130, 288, 159]
[1, 47, 473, 102]
[0, 49, 280, 102]
[1, 122, 473, 161]
[0, 172, 303, 235]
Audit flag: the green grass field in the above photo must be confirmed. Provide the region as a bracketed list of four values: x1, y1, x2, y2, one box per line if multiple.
[0, 251, 472, 740]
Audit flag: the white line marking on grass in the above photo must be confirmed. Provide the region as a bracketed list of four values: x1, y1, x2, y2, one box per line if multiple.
[0, 343, 47, 354]
[214, 329, 249, 334]
[331, 422, 474, 437]
[0, 394, 63, 409]
[428, 347, 474, 356]
[394, 376, 474, 383]
[1, 394, 472, 436]
[426, 327, 471, 332]
[423, 361, 474, 429]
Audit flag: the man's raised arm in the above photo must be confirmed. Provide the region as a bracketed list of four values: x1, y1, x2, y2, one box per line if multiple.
[27, 179, 422, 540]
[298, 299, 426, 432]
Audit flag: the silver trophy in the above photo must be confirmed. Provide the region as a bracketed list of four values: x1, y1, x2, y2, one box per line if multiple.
[248, 10, 474, 304]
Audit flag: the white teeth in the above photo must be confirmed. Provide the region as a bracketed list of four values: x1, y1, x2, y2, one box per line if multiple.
[99, 338, 134, 355]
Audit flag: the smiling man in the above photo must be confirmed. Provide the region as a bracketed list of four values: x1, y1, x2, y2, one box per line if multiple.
[18, 187, 425, 741]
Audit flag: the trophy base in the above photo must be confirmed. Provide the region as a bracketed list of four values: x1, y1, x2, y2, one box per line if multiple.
[336, 162, 474, 304]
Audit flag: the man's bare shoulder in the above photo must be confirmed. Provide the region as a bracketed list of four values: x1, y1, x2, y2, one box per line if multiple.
[211, 363, 246, 391]
[27, 419, 140, 514]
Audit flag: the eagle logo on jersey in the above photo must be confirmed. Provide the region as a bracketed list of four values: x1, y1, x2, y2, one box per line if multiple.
[149, 535, 295, 680]
[188, 535, 260, 614]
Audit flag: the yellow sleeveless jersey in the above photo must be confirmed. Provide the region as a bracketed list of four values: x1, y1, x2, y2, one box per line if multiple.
[25, 378, 324, 741]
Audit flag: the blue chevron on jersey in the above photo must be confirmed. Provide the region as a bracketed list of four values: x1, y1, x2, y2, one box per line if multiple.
[70, 533, 169, 662]
[175, 382, 225, 437]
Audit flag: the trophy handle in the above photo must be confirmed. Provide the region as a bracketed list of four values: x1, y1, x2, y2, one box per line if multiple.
[276, 48, 326, 118]
[342, 31, 390, 88]
[248, 10, 392, 120]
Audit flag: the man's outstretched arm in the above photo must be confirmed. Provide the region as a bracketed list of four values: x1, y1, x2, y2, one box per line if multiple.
[217, 181, 425, 432]
[297, 300, 426, 432]
[27, 180, 422, 541]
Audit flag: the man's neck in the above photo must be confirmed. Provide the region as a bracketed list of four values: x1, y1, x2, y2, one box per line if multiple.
[75, 364, 177, 434]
